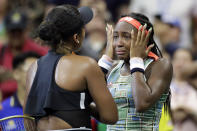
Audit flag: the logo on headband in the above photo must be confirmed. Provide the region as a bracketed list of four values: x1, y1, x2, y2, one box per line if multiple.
[123, 17, 134, 22]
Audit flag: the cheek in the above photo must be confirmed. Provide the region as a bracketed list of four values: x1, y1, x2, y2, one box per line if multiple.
[123, 39, 131, 51]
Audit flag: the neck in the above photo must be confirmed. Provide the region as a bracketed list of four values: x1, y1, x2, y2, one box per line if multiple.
[56, 46, 72, 55]
[55, 42, 73, 55]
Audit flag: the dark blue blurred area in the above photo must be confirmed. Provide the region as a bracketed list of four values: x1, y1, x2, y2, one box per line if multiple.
[47, 0, 80, 6]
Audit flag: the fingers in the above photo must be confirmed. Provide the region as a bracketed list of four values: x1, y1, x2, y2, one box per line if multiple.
[105, 23, 114, 58]
[106, 24, 113, 38]
[145, 27, 152, 44]
[130, 29, 135, 48]
[136, 25, 142, 45]
[140, 24, 147, 43]
[136, 24, 149, 46]
[146, 44, 154, 54]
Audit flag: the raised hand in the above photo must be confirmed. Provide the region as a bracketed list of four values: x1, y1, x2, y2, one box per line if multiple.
[130, 24, 153, 58]
[105, 24, 114, 59]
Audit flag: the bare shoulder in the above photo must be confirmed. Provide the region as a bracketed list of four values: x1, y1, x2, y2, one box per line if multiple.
[151, 57, 172, 72]
[146, 57, 173, 83]
[73, 55, 99, 69]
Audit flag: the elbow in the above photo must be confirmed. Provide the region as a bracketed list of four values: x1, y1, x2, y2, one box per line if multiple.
[99, 109, 118, 124]
[100, 115, 118, 124]
[135, 102, 151, 113]
[110, 114, 118, 124]
[136, 106, 147, 112]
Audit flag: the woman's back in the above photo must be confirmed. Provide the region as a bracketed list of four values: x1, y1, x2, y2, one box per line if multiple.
[24, 4, 118, 130]
[25, 51, 95, 129]
[25, 51, 118, 130]
[55, 53, 98, 91]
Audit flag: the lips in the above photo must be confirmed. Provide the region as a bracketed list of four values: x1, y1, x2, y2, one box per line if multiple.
[116, 49, 126, 55]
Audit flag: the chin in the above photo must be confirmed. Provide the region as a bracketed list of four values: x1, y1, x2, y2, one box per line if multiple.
[117, 56, 126, 61]
[117, 54, 129, 61]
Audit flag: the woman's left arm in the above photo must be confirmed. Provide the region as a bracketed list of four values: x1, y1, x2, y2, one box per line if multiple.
[131, 58, 173, 112]
[129, 24, 173, 112]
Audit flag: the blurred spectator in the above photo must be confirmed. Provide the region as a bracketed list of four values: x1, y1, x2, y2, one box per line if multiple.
[24, 0, 46, 38]
[77, 15, 107, 61]
[47, 0, 79, 6]
[191, 29, 197, 60]
[0, 9, 48, 100]
[80, 0, 110, 21]
[171, 48, 197, 131]
[77, 0, 110, 61]
[45, 0, 80, 16]
[154, 14, 181, 57]
[105, 0, 130, 22]
[0, 0, 9, 44]
[129, 0, 197, 48]
[0, 52, 40, 130]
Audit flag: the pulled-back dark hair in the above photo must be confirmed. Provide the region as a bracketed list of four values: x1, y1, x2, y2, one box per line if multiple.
[121, 13, 163, 58]
[37, 4, 84, 49]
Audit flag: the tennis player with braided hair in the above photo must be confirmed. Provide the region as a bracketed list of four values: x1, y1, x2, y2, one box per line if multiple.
[23, 4, 118, 131]
[98, 13, 173, 130]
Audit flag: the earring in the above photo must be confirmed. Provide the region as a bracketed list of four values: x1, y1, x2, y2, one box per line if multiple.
[76, 39, 79, 44]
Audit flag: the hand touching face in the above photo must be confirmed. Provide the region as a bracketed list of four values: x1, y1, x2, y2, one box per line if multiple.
[130, 24, 153, 58]
[113, 21, 153, 60]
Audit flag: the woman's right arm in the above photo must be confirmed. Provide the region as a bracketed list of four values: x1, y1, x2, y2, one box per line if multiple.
[85, 58, 118, 124]
[23, 61, 38, 131]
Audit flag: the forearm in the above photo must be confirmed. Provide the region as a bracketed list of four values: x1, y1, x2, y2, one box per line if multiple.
[129, 57, 154, 111]
[130, 57, 172, 112]
[131, 72, 154, 111]
[98, 55, 113, 78]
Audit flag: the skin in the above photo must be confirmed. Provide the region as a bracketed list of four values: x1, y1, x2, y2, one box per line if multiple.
[106, 21, 173, 112]
[24, 28, 118, 130]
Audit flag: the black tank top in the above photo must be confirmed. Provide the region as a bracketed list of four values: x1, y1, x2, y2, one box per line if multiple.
[25, 50, 93, 128]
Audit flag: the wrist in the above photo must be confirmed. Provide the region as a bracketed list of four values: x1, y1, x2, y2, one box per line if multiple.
[98, 55, 113, 71]
[129, 57, 145, 74]
[105, 52, 113, 60]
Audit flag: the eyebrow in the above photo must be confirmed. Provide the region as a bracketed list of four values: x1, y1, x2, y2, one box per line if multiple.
[113, 31, 131, 35]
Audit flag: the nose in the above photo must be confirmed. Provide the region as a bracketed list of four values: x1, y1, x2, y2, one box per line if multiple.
[115, 37, 124, 47]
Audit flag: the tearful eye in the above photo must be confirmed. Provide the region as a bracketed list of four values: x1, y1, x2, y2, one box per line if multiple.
[124, 35, 131, 39]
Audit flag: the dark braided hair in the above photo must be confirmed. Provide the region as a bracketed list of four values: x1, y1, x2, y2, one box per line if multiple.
[122, 13, 171, 113]
[121, 13, 163, 58]
[37, 4, 84, 49]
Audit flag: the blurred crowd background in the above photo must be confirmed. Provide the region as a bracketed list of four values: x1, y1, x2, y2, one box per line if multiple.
[0, 0, 197, 131]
